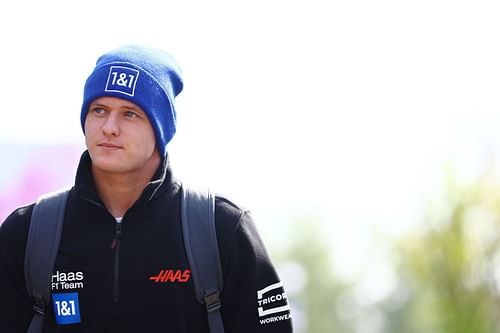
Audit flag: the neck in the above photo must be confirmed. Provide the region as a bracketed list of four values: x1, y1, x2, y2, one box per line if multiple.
[91, 158, 161, 218]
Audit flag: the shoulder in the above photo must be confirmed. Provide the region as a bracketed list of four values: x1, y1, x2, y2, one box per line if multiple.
[0, 204, 34, 264]
[214, 194, 248, 225]
[213, 194, 252, 254]
[0, 204, 33, 240]
[213, 193, 268, 264]
[213, 193, 255, 240]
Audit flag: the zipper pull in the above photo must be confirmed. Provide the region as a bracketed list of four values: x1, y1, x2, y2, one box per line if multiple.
[110, 223, 123, 249]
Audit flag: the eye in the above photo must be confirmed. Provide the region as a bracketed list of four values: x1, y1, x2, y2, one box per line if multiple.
[124, 110, 138, 118]
[91, 107, 106, 115]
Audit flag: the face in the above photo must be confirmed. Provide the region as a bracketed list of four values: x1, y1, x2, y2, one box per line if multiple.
[84, 96, 160, 176]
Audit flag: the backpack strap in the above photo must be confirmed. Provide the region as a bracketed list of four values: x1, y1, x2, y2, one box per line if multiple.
[181, 185, 225, 333]
[24, 189, 70, 333]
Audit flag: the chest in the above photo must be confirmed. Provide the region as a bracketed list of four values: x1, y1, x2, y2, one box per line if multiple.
[47, 211, 203, 330]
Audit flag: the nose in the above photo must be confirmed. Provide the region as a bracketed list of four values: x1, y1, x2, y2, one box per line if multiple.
[102, 112, 120, 136]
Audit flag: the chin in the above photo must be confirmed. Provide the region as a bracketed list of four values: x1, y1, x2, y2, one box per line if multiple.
[90, 154, 127, 172]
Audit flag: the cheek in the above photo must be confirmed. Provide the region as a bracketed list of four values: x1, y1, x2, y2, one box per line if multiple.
[83, 124, 96, 146]
[83, 113, 93, 132]
[141, 125, 157, 151]
[83, 118, 103, 151]
[144, 132, 157, 153]
[84, 117, 98, 136]
[130, 126, 157, 156]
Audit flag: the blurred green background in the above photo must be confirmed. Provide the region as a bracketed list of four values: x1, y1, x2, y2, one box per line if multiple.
[269, 161, 500, 332]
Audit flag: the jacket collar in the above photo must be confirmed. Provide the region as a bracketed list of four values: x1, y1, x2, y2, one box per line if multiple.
[74, 150, 179, 210]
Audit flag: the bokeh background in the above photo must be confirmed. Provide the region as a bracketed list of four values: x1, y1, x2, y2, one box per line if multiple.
[2, 1, 500, 332]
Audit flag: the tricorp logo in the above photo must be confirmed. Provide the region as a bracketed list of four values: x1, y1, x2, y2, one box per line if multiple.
[257, 281, 292, 325]
[149, 269, 191, 283]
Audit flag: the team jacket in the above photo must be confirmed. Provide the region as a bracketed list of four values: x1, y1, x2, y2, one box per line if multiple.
[0, 152, 293, 332]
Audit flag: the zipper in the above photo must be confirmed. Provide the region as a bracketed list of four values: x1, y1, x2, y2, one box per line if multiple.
[81, 196, 126, 303]
[111, 222, 123, 302]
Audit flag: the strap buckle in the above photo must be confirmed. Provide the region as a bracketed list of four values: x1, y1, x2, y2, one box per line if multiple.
[32, 296, 49, 316]
[204, 289, 221, 313]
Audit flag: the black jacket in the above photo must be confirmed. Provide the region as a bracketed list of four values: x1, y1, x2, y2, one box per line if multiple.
[0, 152, 293, 332]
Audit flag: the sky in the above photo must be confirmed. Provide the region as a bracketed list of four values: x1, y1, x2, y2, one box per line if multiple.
[1, 0, 500, 303]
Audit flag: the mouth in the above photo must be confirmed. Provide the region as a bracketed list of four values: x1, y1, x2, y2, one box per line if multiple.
[98, 143, 123, 150]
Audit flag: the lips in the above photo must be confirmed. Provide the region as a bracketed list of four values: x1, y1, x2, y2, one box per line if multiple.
[98, 142, 122, 149]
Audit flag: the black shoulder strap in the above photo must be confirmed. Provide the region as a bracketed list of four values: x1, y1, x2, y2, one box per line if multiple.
[181, 185, 225, 333]
[24, 189, 70, 333]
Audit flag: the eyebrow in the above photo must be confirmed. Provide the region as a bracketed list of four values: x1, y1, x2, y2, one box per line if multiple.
[90, 102, 141, 111]
[89, 103, 106, 108]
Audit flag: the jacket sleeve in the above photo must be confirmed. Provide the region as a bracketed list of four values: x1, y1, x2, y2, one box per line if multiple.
[0, 207, 34, 333]
[218, 209, 293, 333]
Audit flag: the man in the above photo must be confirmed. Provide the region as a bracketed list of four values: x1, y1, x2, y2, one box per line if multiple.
[0, 45, 293, 332]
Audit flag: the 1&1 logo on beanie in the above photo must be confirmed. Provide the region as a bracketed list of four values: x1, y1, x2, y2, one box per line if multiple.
[105, 66, 140, 97]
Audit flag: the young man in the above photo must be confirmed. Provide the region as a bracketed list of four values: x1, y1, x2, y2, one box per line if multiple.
[0, 45, 293, 332]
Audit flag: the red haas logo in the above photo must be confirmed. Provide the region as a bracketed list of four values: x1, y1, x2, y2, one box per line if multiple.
[149, 269, 191, 283]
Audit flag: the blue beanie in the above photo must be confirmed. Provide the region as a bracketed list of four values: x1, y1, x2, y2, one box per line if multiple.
[81, 45, 183, 157]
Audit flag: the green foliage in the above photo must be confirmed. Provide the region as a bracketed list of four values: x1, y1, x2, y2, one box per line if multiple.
[275, 164, 500, 332]
[386, 165, 500, 332]
[277, 216, 352, 333]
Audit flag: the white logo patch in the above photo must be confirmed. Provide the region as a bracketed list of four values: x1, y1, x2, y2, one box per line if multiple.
[51, 271, 85, 291]
[257, 281, 291, 319]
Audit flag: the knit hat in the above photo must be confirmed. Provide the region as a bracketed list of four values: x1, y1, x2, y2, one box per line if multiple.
[81, 45, 183, 157]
